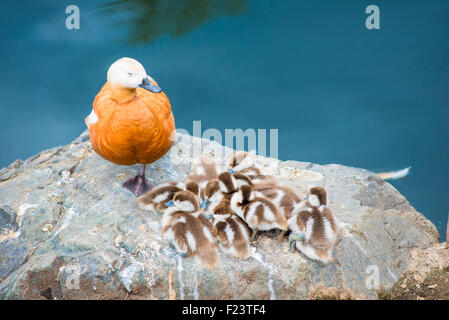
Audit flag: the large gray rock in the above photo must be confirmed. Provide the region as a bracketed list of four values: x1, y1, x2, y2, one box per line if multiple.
[0, 130, 439, 299]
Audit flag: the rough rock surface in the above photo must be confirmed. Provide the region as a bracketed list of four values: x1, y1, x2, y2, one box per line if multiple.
[0, 130, 440, 300]
[379, 242, 448, 300]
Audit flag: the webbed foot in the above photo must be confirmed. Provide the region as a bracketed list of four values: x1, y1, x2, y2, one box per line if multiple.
[123, 174, 153, 197]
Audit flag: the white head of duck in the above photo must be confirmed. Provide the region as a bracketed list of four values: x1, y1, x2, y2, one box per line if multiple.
[107, 57, 161, 93]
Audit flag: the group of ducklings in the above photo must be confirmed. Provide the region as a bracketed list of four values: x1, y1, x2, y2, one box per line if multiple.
[138, 151, 339, 269]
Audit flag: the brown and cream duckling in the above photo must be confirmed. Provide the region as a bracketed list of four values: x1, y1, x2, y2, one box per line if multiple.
[161, 191, 219, 269]
[235, 176, 302, 220]
[232, 173, 302, 240]
[228, 151, 256, 173]
[187, 154, 219, 188]
[213, 213, 252, 260]
[228, 151, 276, 184]
[288, 187, 338, 264]
[200, 179, 230, 215]
[254, 183, 302, 220]
[138, 180, 200, 213]
[200, 171, 238, 215]
[253, 182, 302, 241]
[230, 184, 288, 241]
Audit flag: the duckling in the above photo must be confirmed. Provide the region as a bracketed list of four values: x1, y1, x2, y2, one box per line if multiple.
[213, 214, 252, 259]
[288, 187, 338, 264]
[185, 180, 201, 198]
[232, 172, 254, 188]
[200, 172, 236, 215]
[230, 185, 288, 241]
[138, 180, 200, 213]
[255, 183, 301, 219]
[218, 171, 238, 194]
[187, 154, 219, 188]
[304, 186, 328, 208]
[228, 151, 256, 173]
[86, 57, 175, 197]
[161, 191, 219, 269]
[186, 154, 221, 208]
[232, 173, 302, 239]
[228, 151, 276, 184]
[200, 179, 228, 214]
[253, 182, 302, 241]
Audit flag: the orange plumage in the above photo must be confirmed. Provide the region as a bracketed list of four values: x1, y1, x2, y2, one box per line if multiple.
[86, 82, 175, 166]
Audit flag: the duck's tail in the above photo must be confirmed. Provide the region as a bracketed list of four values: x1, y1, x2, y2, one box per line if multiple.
[377, 166, 411, 180]
[234, 239, 251, 260]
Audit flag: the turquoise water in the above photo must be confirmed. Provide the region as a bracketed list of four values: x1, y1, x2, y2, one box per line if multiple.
[0, 0, 448, 240]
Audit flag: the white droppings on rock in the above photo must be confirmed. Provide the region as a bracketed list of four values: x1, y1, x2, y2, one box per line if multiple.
[53, 206, 79, 238]
[120, 263, 140, 293]
[251, 248, 276, 300]
[119, 248, 144, 293]
[17, 203, 38, 226]
[177, 255, 184, 300]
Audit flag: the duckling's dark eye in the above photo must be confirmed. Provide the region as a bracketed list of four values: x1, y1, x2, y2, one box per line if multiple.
[127, 72, 133, 77]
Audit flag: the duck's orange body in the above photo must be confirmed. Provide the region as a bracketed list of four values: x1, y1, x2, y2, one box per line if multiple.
[86, 81, 175, 166]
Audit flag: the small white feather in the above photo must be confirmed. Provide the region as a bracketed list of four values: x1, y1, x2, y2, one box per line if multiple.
[87, 109, 98, 125]
[377, 166, 411, 180]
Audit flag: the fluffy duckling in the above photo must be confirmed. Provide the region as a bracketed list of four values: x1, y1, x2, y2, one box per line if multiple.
[213, 214, 252, 259]
[232, 173, 302, 240]
[86, 57, 175, 197]
[161, 191, 219, 269]
[200, 179, 229, 215]
[230, 185, 288, 241]
[303, 186, 328, 208]
[228, 151, 276, 184]
[217, 171, 238, 194]
[288, 187, 338, 264]
[200, 172, 237, 214]
[228, 151, 257, 173]
[187, 154, 219, 188]
[235, 176, 302, 220]
[202, 171, 243, 215]
[253, 182, 302, 241]
[138, 180, 200, 213]
[255, 183, 302, 219]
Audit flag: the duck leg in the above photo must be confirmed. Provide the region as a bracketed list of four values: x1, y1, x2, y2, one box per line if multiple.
[250, 228, 258, 241]
[122, 164, 153, 197]
[275, 230, 287, 242]
[288, 236, 296, 253]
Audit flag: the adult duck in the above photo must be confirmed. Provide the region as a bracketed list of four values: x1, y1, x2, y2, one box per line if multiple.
[86, 57, 175, 196]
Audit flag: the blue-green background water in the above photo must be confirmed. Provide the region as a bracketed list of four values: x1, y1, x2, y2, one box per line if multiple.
[0, 0, 448, 240]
